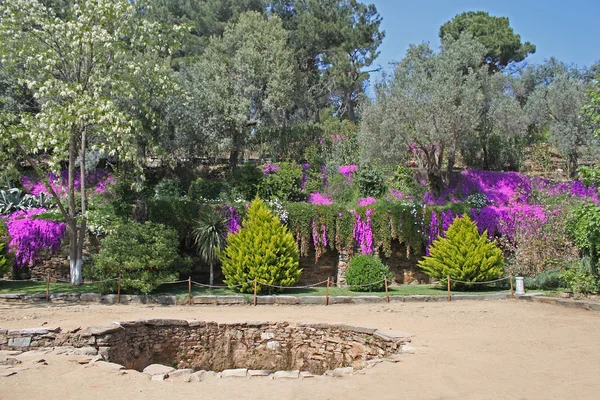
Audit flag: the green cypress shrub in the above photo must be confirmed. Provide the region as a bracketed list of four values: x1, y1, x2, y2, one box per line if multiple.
[418, 215, 504, 288]
[346, 254, 393, 292]
[220, 198, 301, 293]
[90, 221, 189, 294]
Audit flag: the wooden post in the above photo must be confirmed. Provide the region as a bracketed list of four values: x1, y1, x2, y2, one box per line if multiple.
[46, 272, 50, 302]
[510, 273, 514, 299]
[447, 275, 451, 302]
[253, 279, 257, 306]
[325, 277, 330, 306]
[117, 276, 121, 304]
[188, 276, 192, 305]
[385, 276, 389, 303]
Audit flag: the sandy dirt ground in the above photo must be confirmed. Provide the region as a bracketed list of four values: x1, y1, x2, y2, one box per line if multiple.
[1, 299, 599, 400]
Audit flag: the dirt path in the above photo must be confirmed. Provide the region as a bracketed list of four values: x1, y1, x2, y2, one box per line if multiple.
[1, 299, 599, 400]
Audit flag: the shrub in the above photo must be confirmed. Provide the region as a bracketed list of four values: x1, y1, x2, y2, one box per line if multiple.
[578, 166, 600, 188]
[559, 259, 598, 295]
[356, 165, 386, 198]
[258, 161, 305, 202]
[326, 172, 359, 205]
[523, 268, 564, 290]
[0, 220, 11, 278]
[346, 255, 393, 292]
[418, 215, 504, 288]
[228, 164, 263, 200]
[220, 198, 301, 293]
[188, 178, 224, 201]
[153, 177, 183, 200]
[89, 221, 188, 294]
[146, 198, 202, 244]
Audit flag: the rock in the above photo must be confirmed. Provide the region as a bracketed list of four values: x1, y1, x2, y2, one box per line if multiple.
[220, 368, 247, 378]
[298, 296, 325, 305]
[300, 371, 315, 379]
[329, 367, 353, 377]
[352, 296, 384, 304]
[168, 369, 194, 380]
[7, 337, 31, 347]
[0, 357, 21, 365]
[154, 295, 177, 305]
[260, 332, 275, 340]
[100, 295, 119, 305]
[80, 293, 102, 302]
[151, 374, 167, 381]
[0, 371, 17, 377]
[331, 296, 353, 304]
[216, 296, 247, 305]
[248, 370, 272, 377]
[142, 319, 189, 327]
[561, 292, 573, 299]
[85, 324, 122, 335]
[143, 364, 176, 376]
[257, 296, 275, 305]
[95, 361, 125, 371]
[273, 296, 300, 305]
[192, 296, 217, 305]
[73, 347, 98, 356]
[186, 371, 205, 382]
[373, 329, 412, 342]
[266, 341, 281, 351]
[273, 370, 300, 379]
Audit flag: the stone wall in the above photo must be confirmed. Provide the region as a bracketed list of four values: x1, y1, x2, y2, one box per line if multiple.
[298, 248, 338, 285]
[379, 240, 431, 284]
[0, 320, 410, 375]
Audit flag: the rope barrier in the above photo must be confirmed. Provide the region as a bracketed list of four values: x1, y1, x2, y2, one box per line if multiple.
[450, 276, 510, 285]
[191, 281, 246, 288]
[343, 279, 386, 288]
[256, 280, 329, 290]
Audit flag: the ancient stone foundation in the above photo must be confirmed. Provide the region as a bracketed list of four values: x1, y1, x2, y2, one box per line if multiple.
[0, 320, 410, 375]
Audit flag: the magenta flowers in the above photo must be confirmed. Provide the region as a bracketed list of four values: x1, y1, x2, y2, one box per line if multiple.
[307, 192, 334, 205]
[338, 165, 358, 178]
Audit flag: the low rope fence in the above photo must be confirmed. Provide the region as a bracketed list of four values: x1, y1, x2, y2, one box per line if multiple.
[3, 272, 515, 306]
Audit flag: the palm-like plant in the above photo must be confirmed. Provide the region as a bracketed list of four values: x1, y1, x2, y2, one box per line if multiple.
[193, 208, 227, 286]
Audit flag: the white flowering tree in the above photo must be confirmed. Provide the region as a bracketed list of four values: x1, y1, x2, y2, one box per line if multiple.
[0, 0, 176, 284]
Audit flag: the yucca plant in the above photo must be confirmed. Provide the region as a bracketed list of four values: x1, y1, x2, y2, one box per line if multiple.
[193, 208, 227, 286]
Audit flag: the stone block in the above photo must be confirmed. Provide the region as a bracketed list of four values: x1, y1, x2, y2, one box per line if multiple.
[192, 296, 217, 305]
[300, 371, 315, 379]
[85, 324, 122, 335]
[100, 295, 119, 305]
[187, 371, 206, 382]
[248, 370, 272, 377]
[151, 374, 167, 381]
[7, 337, 31, 347]
[260, 332, 275, 340]
[331, 296, 353, 304]
[329, 367, 353, 377]
[128, 295, 150, 304]
[273, 296, 300, 305]
[266, 341, 281, 351]
[338, 325, 376, 334]
[373, 330, 412, 342]
[142, 319, 189, 327]
[216, 296, 247, 305]
[80, 293, 101, 302]
[154, 295, 177, 305]
[256, 296, 275, 305]
[168, 369, 194, 379]
[298, 296, 325, 305]
[273, 370, 299, 379]
[403, 295, 432, 302]
[352, 296, 384, 304]
[143, 364, 176, 376]
[72, 347, 98, 356]
[221, 368, 248, 378]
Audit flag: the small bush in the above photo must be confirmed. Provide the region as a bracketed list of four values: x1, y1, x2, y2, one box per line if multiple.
[346, 255, 393, 292]
[220, 198, 301, 293]
[228, 164, 263, 200]
[560, 259, 598, 295]
[418, 215, 504, 289]
[89, 222, 189, 294]
[188, 178, 224, 201]
[258, 162, 305, 202]
[523, 268, 564, 290]
[327, 172, 359, 205]
[154, 177, 183, 200]
[356, 165, 386, 198]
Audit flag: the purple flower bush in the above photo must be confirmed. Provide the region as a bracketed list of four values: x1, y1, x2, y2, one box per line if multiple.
[22, 169, 115, 197]
[353, 209, 373, 254]
[338, 165, 358, 178]
[262, 163, 280, 176]
[227, 206, 241, 234]
[357, 197, 377, 207]
[5, 209, 66, 269]
[307, 192, 334, 205]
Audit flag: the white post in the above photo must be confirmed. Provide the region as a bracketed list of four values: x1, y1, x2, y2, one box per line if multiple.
[515, 277, 525, 295]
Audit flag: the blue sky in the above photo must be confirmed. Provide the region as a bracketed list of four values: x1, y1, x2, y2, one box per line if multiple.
[367, 0, 600, 77]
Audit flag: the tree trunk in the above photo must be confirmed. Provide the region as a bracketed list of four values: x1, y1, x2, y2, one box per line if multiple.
[229, 149, 239, 172]
[68, 127, 83, 285]
[568, 152, 578, 179]
[209, 262, 214, 287]
[447, 146, 456, 174]
[346, 92, 356, 122]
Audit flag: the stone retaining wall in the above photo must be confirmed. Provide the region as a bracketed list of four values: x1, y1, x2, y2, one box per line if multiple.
[0, 320, 410, 375]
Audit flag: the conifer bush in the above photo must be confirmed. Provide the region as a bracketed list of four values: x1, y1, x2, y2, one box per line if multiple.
[346, 254, 393, 292]
[418, 215, 504, 288]
[220, 198, 301, 293]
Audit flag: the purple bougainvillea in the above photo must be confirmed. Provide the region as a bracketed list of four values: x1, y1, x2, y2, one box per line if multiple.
[5, 209, 66, 269]
[307, 192, 333, 205]
[357, 197, 377, 207]
[227, 206, 241, 234]
[262, 163, 280, 176]
[22, 169, 115, 197]
[353, 209, 373, 254]
[338, 165, 358, 178]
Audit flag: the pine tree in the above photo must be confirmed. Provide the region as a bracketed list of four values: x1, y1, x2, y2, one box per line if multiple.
[220, 198, 301, 293]
[418, 215, 503, 288]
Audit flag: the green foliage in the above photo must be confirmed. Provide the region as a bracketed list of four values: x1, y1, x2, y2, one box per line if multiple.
[0, 220, 11, 277]
[259, 162, 304, 202]
[86, 195, 122, 236]
[146, 198, 202, 244]
[578, 166, 600, 188]
[220, 198, 301, 293]
[356, 165, 386, 198]
[302, 167, 325, 195]
[228, 164, 263, 201]
[0, 187, 51, 215]
[188, 178, 224, 201]
[326, 171, 359, 205]
[389, 166, 417, 193]
[439, 11, 535, 70]
[418, 215, 504, 288]
[523, 268, 564, 291]
[465, 193, 490, 210]
[154, 177, 183, 200]
[193, 208, 227, 285]
[567, 204, 600, 270]
[89, 222, 188, 294]
[560, 259, 598, 295]
[346, 255, 393, 292]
